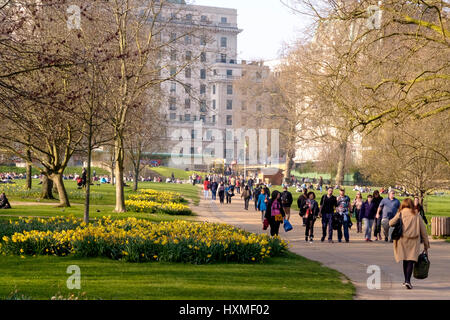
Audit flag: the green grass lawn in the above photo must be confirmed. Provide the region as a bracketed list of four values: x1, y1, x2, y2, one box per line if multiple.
[1, 179, 200, 206]
[0, 253, 354, 300]
[271, 186, 450, 218]
[149, 166, 205, 180]
[0, 178, 356, 300]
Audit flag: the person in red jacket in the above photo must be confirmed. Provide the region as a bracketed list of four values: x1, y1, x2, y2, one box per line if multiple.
[203, 178, 210, 200]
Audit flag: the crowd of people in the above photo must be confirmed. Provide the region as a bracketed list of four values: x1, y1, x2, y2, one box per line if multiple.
[201, 178, 430, 289]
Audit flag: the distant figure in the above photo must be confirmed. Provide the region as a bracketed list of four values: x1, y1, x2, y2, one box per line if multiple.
[81, 168, 87, 188]
[0, 192, 11, 209]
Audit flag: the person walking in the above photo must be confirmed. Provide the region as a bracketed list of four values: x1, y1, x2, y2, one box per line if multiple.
[414, 197, 428, 225]
[211, 180, 218, 201]
[319, 187, 338, 243]
[336, 188, 352, 243]
[203, 178, 210, 200]
[372, 190, 383, 241]
[318, 176, 323, 193]
[281, 186, 293, 221]
[304, 191, 319, 242]
[352, 191, 364, 233]
[389, 198, 430, 290]
[253, 184, 261, 211]
[218, 182, 225, 204]
[360, 195, 376, 241]
[297, 188, 308, 226]
[241, 185, 251, 210]
[376, 190, 401, 242]
[264, 190, 285, 237]
[81, 168, 87, 189]
[225, 184, 233, 204]
[257, 188, 269, 222]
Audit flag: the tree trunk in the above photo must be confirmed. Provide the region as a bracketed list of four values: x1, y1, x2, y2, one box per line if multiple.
[284, 148, 295, 184]
[51, 173, 70, 207]
[133, 150, 141, 192]
[41, 175, 54, 199]
[26, 163, 32, 190]
[84, 134, 92, 223]
[114, 140, 126, 213]
[335, 141, 348, 187]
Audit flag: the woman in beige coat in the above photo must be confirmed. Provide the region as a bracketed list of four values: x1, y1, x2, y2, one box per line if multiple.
[389, 198, 430, 289]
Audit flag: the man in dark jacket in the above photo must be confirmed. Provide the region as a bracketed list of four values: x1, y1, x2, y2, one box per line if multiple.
[281, 186, 293, 221]
[297, 188, 308, 226]
[319, 187, 337, 243]
[360, 195, 376, 241]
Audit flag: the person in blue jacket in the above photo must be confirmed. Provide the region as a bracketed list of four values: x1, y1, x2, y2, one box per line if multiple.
[360, 195, 376, 242]
[257, 188, 269, 222]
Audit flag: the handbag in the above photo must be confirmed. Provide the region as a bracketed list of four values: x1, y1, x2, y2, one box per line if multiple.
[263, 218, 269, 230]
[332, 213, 342, 230]
[283, 219, 293, 232]
[414, 251, 430, 279]
[391, 213, 403, 240]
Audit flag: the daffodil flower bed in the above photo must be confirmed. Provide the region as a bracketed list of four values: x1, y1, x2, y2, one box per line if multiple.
[128, 189, 185, 204]
[126, 189, 191, 215]
[125, 200, 192, 215]
[0, 217, 288, 264]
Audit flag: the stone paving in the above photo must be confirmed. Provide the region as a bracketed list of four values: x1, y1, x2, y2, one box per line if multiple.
[192, 191, 450, 300]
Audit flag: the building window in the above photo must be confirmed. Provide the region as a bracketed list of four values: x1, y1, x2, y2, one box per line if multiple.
[191, 130, 196, 139]
[169, 97, 177, 110]
[184, 83, 191, 94]
[170, 113, 176, 120]
[200, 69, 206, 79]
[185, 68, 191, 78]
[212, 115, 216, 123]
[227, 69, 233, 77]
[220, 54, 226, 63]
[257, 104, 262, 111]
[185, 98, 191, 109]
[220, 37, 227, 48]
[200, 100, 207, 112]
[227, 84, 233, 95]
[190, 147, 195, 155]
[184, 114, 190, 121]
[212, 85, 216, 94]
[212, 99, 216, 109]
[200, 115, 205, 123]
[170, 50, 177, 61]
[186, 14, 192, 21]
[200, 36, 207, 46]
[170, 67, 176, 77]
[200, 84, 206, 94]
[221, 17, 227, 24]
[170, 82, 176, 93]
[226, 100, 233, 110]
[242, 101, 247, 111]
[201, 15, 207, 22]
[185, 35, 191, 45]
[185, 51, 192, 61]
[200, 52, 206, 62]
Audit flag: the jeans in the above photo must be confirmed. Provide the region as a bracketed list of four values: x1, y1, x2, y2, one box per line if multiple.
[203, 190, 209, 200]
[363, 218, 374, 240]
[226, 193, 232, 203]
[218, 191, 224, 204]
[305, 217, 316, 239]
[322, 213, 333, 240]
[381, 218, 392, 241]
[244, 198, 250, 210]
[337, 218, 350, 242]
[211, 190, 217, 200]
[374, 217, 382, 237]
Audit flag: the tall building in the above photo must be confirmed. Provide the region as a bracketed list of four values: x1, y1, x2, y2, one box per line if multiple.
[156, 1, 273, 171]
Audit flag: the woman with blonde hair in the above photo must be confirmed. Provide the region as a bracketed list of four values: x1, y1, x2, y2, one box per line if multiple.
[389, 198, 430, 290]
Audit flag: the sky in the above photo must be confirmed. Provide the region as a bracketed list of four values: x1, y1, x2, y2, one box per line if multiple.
[192, 0, 312, 61]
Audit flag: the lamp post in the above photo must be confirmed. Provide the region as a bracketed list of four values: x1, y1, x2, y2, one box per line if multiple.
[244, 141, 247, 181]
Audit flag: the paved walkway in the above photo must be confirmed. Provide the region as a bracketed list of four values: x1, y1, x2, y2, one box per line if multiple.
[192, 191, 450, 300]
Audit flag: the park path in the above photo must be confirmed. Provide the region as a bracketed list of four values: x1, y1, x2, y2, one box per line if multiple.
[191, 190, 450, 300]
